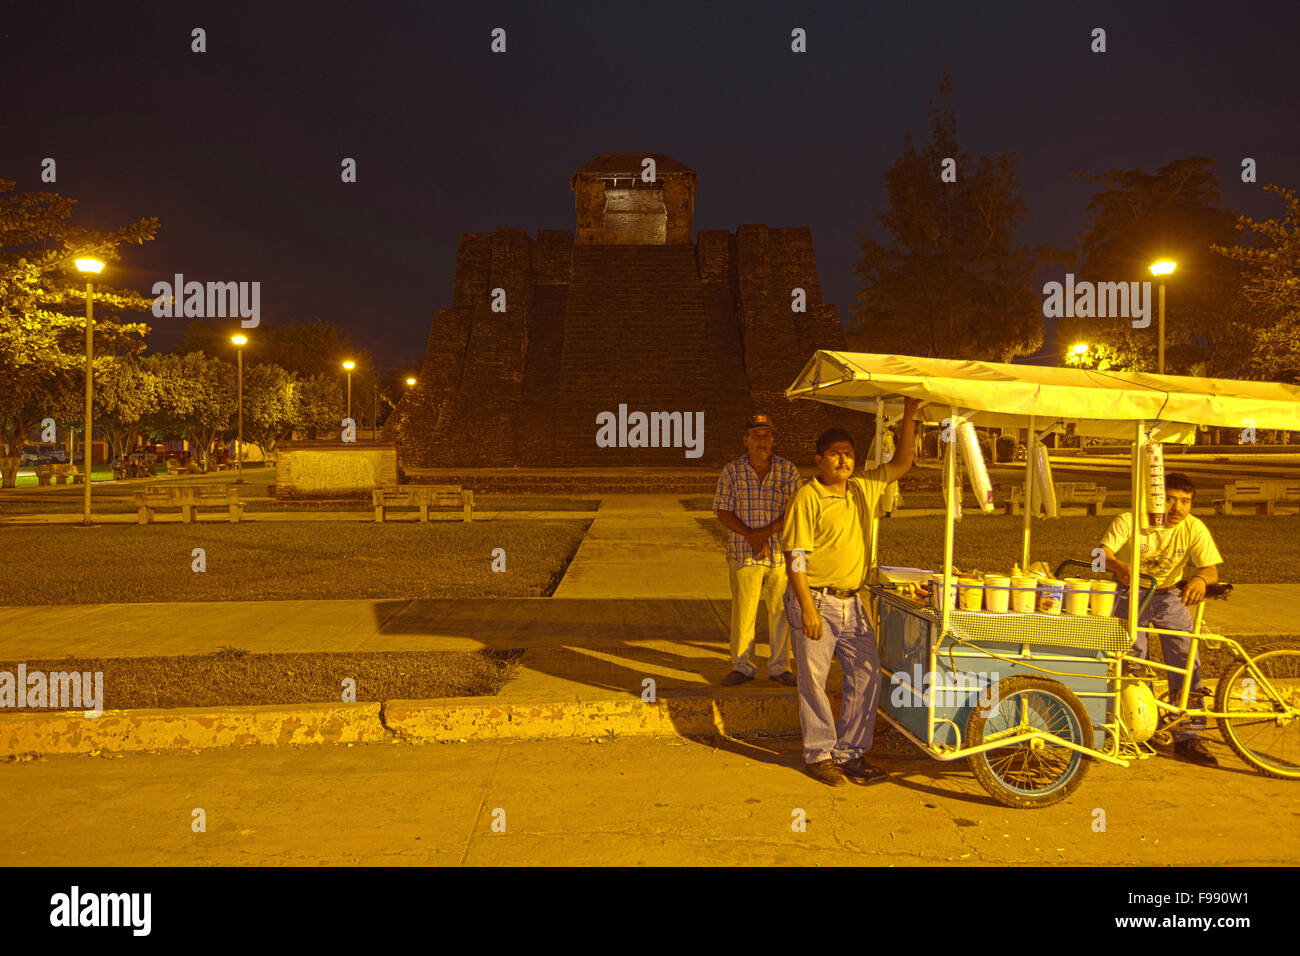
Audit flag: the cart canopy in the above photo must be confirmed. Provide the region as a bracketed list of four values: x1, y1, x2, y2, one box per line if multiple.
[786, 351, 1300, 440]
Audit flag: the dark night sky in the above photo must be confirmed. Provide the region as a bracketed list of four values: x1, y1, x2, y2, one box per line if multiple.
[4, 0, 1299, 372]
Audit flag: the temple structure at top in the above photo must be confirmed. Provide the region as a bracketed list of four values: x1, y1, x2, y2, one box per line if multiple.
[387, 153, 858, 466]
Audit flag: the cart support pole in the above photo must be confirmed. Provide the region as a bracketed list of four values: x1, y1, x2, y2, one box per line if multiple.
[871, 398, 883, 570]
[872, 397, 884, 467]
[938, 406, 959, 747]
[1022, 415, 1035, 569]
[1129, 421, 1145, 649]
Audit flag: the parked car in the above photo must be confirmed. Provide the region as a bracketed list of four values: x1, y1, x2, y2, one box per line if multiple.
[20, 445, 60, 465]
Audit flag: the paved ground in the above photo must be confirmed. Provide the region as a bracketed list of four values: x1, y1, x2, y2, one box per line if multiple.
[0, 585, 1289, 704]
[3, 490, 1298, 867]
[552, 494, 730, 599]
[2, 731, 1295, 866]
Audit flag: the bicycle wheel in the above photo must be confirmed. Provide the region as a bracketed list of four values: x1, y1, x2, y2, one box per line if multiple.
[966, 675, 1093, 809]
[1215, 640, 1300, 779]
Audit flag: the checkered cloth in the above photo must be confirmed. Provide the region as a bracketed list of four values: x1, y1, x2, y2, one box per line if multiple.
[712, 455, 802, 567]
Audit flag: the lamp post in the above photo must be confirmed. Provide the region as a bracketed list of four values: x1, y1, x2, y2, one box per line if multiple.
[1067, 342, 1090, 367]
[231, 335, 247, 482]
[1149, 260, 1176, 374]
[342, 360, 355, 424]
[372, 383, 378, 441]
[75, 258, 104, 525]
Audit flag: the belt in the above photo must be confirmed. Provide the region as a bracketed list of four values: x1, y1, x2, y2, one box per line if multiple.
[809, 585, 859, 599]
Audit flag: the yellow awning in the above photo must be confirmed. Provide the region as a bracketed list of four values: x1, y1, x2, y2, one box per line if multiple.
[786, 351, 1300, 439]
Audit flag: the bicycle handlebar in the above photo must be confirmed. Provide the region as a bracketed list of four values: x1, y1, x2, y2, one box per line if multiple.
[1053, 558, 1159, 617]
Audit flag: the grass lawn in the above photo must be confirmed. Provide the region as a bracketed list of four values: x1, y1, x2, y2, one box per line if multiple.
[7, 464, 116, 488]
[696, 513, 1300, 583]
[0, 521, 591, 605]
[0, 648, 520, 709]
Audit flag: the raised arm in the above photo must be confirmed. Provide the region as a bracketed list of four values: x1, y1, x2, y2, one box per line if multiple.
[885, 397, 925, 484]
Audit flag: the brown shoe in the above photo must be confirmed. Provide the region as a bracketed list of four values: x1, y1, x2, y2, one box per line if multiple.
[805, 759, 847, 786]
[1173, 738, 1219, 767]
[768, 671, 797, 687]
[837, 756, 889, 785]
[720, 669, 754, 686]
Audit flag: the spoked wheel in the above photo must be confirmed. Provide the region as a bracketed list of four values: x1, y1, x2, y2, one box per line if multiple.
[966, 676, 1093, 809]
[1215, 641, 1300, 779]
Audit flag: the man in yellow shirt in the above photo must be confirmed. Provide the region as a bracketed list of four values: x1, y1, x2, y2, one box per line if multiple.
[1099, 472, 1223, 766]
[781, 398, 922, 786]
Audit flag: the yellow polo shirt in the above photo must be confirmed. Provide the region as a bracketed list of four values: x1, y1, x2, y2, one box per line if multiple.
[781, 465, 890, 589]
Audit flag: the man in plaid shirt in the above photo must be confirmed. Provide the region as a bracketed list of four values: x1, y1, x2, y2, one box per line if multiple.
[712, 414, 803, 686]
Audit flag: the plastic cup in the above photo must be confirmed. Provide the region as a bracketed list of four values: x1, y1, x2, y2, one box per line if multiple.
[929, 573, 958, 610]
[983, 574, 1010, 613]
[958, 577, 983, 611]
[1063, 578, 1092, 615]
[1010, 575, 1038, 613]
[1037, 578, 1065, 615]
[1090, 579, 1118, 616]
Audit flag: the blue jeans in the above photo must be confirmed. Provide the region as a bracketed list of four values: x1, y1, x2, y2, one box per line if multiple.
[785, 584, 882, 764]
[1114, 586, 1205, 741]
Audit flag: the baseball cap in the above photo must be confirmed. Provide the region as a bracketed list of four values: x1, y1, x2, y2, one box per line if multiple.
[746, 414, 776, 432]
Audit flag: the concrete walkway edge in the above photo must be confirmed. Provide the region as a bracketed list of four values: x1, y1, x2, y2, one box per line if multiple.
[0, 692, 811, 756]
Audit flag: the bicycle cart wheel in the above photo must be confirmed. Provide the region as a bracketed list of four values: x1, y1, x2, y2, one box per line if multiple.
[966, 676, 1093, 809]
[1215, 641, 1300, 779]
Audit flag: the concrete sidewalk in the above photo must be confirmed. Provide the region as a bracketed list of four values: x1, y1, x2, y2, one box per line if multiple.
[552, 494, 731, 598]
[0, 585, 1291, 690]
[4, 733, 1297, 866]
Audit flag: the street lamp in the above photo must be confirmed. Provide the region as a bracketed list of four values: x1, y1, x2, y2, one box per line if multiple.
[1149, 260, 1176, 374]
[231, 334, 247, 482]
[75, 257, 104, 526]
[1067, 342, 1090, 367]
[405, 377, 416, 386]
[342, 360, 355, 423]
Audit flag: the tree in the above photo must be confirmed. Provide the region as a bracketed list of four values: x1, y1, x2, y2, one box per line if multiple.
[143, 352, 235, 470]
[0, 180, 157, 468]
[848, 74, 1043, 363]
[1212, 185, 1300, 384]
[293, 372, 344, 438]
[1061, 158, 1244, 374]
[95, 357, 155, 460]
[241, 363, 296, 460]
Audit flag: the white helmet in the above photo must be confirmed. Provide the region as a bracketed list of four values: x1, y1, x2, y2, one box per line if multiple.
[1120, 683, 1159, 742]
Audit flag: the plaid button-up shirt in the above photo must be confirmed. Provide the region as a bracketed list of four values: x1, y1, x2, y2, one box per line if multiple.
[712, 454, 802, 567]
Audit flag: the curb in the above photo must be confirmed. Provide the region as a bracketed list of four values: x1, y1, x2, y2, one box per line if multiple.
[383, 693, 803, 742]
[0, 701, 389, 755]
[0, 692, 806, 756]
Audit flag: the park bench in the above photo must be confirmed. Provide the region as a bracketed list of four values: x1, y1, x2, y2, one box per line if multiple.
[1007, 481, 1108, 516]
[51, 464, 83, 485]
[372, 484, 474, 522]
[34, 464, 55, 486]
[1213, 480, 1300, 515]
[133, 484, 245, 524]
[166, 458, 203, 476]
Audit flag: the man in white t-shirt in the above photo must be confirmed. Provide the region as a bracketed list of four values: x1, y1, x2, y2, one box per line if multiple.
[1098, 472, 1223, 766]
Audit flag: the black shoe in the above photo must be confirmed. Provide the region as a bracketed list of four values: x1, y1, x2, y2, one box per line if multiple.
[1173, 738, 1219, 767]
[720, 669, 754, 686]
[768, 671, 797, 687]
[836, 756, 889, 785]
[805, 760, 847, 786]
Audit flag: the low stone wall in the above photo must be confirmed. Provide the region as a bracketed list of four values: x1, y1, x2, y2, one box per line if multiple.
[273, 441, 398, 498]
